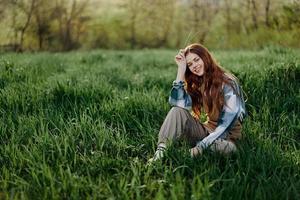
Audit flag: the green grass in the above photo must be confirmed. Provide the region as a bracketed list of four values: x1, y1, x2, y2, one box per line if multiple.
[0, 46, 299, 199]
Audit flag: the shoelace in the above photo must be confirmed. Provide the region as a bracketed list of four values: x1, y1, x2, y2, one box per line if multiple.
[152, 145, 166, 161]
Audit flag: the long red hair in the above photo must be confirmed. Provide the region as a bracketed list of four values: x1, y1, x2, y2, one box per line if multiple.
[184, 43, 235, 118]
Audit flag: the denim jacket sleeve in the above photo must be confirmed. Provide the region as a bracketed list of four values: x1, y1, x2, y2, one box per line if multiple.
[196, 81, 243, 149]
[168, 80, 192, 111]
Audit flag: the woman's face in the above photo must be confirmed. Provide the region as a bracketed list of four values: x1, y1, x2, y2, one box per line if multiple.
[186, 52, 205, 76]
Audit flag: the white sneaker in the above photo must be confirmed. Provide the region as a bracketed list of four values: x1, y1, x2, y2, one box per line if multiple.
[147, 143, 166, 164]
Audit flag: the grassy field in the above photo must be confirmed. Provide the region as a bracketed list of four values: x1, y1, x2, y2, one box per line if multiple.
[0, 47, 299, 199]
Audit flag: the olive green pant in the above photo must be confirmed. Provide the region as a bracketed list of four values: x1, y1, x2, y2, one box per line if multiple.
[158, 107, 237, 154]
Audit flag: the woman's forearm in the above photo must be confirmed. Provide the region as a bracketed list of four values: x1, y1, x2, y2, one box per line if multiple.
[175, 67, 185, 82]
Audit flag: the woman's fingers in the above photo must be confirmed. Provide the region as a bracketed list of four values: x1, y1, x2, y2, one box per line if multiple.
[190, 146, 203, 158]
[175, 49, 186, 66]
[175, 55, 182, 60]
[180, 49, 185, 56]
[176, 50, 185, 58]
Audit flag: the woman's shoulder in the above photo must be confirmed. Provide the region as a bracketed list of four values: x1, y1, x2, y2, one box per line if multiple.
[223, 73, 240, 94]
[224, 72, 238, 83]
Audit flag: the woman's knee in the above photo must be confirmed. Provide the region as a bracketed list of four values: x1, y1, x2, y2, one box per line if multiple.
[166, 107, 190, 121]
[169, 106, 189, 115]
[210, 139, 237, 154]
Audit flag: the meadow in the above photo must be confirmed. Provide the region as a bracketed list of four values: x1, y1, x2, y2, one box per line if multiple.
[0, 46, 299, 199]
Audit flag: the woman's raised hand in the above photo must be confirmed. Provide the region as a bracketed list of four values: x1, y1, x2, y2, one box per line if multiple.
[175, 49, 186, 81]
[175, 49, 187, 68]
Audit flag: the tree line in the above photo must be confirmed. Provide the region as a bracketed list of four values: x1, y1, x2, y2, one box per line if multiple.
[0, 0, 299, 52]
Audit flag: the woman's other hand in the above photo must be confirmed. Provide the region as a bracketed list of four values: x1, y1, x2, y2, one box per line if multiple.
[190, 146, 203, 158]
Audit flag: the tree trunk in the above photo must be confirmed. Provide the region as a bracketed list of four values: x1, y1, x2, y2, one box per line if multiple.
[224, 0, 231, 34]
[265, 0, 271, 27]
[11, 6, 18, 51]
[130, 13, 136, 49]
[159, 1, 174, 47]
[35, 10, 43, 50]
[250, 0, 258, 30]
[18, 0, 36, 52]
[61, 0, 88, 51]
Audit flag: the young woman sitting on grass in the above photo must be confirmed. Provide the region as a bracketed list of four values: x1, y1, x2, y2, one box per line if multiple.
[149, 43, 246, 163]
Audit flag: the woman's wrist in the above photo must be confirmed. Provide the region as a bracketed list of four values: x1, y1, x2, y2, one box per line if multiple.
[176, 74, 185, 82]
[176, 67, 185, 81]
